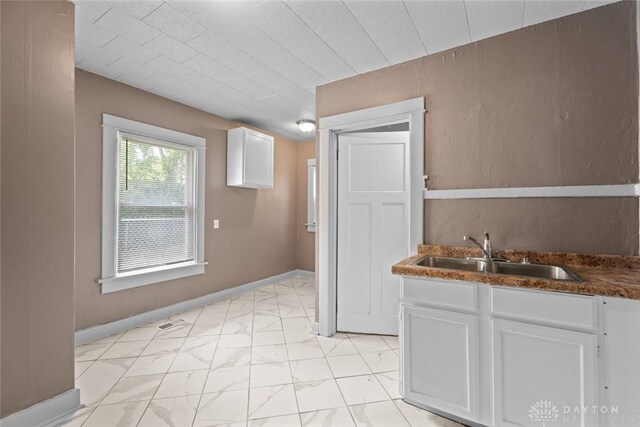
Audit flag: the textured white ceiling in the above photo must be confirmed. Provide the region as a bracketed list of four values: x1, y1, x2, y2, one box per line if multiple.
[74, 0, 617, 141]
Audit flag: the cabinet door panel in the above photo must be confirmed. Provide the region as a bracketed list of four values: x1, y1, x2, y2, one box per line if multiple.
[402, 305, 479, 421]
[492, 319, 597, 427]
[244, 133, 272, 186]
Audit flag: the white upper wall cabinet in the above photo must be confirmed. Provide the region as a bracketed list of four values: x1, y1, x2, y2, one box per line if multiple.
[227, 127, 274, 189]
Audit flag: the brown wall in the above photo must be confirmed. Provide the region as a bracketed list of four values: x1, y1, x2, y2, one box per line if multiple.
[296, 140, 316, 272]
[75, 70, 298, 330]
[317, 1, 639, 255]
[1, 1, 76, 417]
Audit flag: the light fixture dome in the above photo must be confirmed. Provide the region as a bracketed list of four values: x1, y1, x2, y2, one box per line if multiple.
[297, 119, 316, 133]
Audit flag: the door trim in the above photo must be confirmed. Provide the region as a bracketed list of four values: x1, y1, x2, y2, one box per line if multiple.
[317, 98, 425, 337]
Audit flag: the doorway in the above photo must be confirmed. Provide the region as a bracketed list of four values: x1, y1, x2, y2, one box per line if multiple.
[317, 98, 425, 337]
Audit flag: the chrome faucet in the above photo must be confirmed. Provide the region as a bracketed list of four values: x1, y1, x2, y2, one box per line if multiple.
[463, 232, 492, 260]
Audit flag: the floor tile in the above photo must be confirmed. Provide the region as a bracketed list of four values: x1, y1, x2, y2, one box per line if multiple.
[118, 327, 158, 342]
[99, 340, 149, 360]
[90, 332, 123, 345]
[74, 361, 93, 379]
[300, 407, 355, 427]
[76, 358, 136, 406]
[251, 344, 289, 364]
[253, 330, 286, 346]
[218, 332, 252, 348]
[394, 399, 464, 427]
[154, 322, 194, 339]
[248, 384, 298, 419]
[194, 389, 249, 426]
[54, 405, 95, 426]
[350, 336, 391, 354]
[211, 347, 252, 369]
[375, 371, 401, 399]
[249, 413, 302, 426]
[336, 375, 389, 405]
[287, 341, 324, 361]
[72, 283, 454, 427]
[169, 336, 218, 372]
[203, 366, 251, 393]
[317, 336, 359, 357]
[294, 379, 346, 413]
[154, 369, 208, 398]
[138, 395, 200, 427]
[290, 358, 334, 383]
[348, 400, 409, 427]
[282, 317, 311, 330]
[381, 335, 399, 350]
[102, 373, 164, 404]
[75, 343, 112, 361]
[140, 338, 185, 356]
[250, 361, 292, 387]
[82, 401, 148, 427]
[124, 354, 176, 377]
[284, 328, 317, 344]
[360, 350, 399, 373]
[326, 354, 372, 378]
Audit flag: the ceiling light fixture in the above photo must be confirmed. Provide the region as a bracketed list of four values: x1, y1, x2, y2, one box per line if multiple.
[297, 120, 316, 133]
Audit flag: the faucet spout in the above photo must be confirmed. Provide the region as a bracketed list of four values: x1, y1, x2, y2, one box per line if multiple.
[463, 235, 492, 259]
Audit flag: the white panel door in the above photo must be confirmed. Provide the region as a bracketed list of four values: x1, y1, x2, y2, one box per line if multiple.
[337, 132, 410, 335]
[492, 319, 598, 427]
[401, 304, 480, 421]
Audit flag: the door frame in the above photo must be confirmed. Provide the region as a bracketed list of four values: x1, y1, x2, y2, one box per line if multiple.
[317, 98, 425, 337]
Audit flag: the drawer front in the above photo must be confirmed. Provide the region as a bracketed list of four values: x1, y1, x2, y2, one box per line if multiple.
[491, 286, 597, 331]
[401, 277, 477, 311]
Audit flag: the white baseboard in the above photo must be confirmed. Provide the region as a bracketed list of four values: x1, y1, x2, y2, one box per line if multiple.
[0, 389, 81, 427]
[293, 269, 315, 278]
[76, 269, 312, 346]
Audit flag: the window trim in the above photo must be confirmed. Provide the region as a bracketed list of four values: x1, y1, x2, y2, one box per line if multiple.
[100, 114, 206, 294]
[306, 158, 316, 232]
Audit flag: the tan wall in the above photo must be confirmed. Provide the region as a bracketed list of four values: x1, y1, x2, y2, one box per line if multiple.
[1, 1, 76, 417]
[296, 140, 316, 272]
[75, 70, 298, 330]
[317, 2, 639, 255]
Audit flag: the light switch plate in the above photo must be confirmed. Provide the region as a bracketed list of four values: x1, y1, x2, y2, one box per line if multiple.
[213, 219, 219, 229]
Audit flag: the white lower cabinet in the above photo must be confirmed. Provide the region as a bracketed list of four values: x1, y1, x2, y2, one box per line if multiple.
[401, 305, 480, 421]
[400, 277, 606, 427]
[492, 319, 598, 427]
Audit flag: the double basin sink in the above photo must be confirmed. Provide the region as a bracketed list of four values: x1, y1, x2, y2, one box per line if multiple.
[413, 256, 582, 282]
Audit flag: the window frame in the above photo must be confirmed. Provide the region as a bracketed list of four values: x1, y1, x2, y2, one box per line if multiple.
[100, 114, 206, 294]
[306, 158, 316, 232]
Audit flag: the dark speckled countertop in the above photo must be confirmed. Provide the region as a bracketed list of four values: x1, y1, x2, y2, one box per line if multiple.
[392, 245, 640, 300]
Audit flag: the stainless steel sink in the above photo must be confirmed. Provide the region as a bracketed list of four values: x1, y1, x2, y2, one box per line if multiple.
[413, 256, 582, 282]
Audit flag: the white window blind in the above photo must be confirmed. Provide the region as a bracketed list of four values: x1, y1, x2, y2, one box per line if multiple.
[117, 133, 196, 273]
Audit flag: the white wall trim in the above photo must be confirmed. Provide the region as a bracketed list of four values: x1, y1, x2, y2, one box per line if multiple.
[76, 270, 310, 345]
[424, 184, 640, 200]
[317, 97, 425, 337]
[0, 389, 81, 427]
[319, 98, 425, 130]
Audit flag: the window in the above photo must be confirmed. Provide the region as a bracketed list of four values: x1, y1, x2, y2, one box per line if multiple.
[100, 114, 206, 293]
[307, 159, 316, 232]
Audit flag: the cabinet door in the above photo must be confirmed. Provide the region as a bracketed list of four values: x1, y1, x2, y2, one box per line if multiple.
[401, 305, 480, 421]
[243, 132, 273, 187]
[492, 319, 597, 427]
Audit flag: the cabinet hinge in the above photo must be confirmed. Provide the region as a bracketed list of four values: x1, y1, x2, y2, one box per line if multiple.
[597, 345, 601, 358]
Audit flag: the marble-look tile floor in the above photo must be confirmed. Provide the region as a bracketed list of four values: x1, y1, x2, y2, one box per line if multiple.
[59, 276, 464, 427]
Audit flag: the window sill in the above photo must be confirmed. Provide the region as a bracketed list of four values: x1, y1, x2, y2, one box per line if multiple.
[100, 261, 207, 294]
